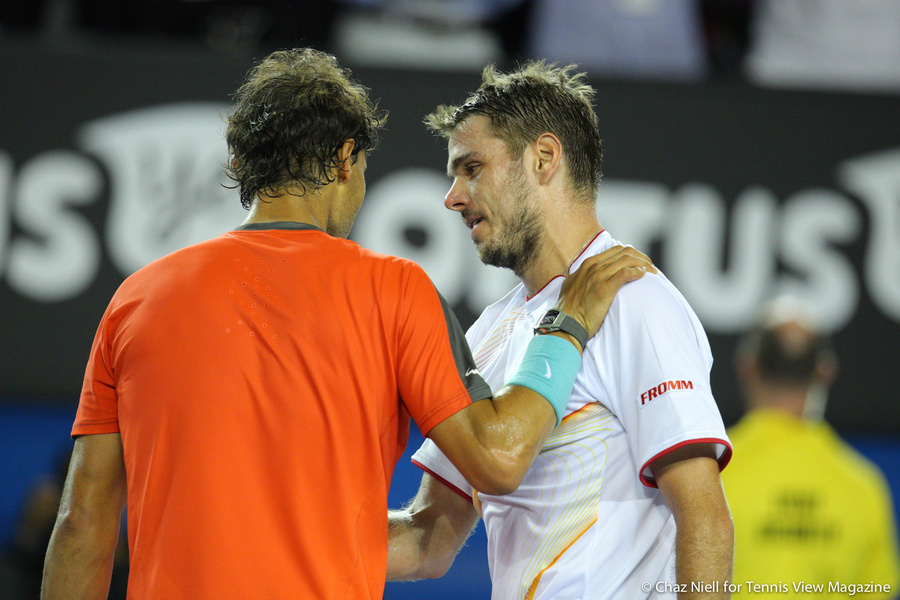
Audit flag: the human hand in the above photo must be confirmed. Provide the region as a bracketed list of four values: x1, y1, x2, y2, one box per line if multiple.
[557, 245, 656, 338]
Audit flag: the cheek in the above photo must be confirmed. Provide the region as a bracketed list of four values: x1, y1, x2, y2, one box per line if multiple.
[356, 173, 366, 199]
[472, 175, 497, 202]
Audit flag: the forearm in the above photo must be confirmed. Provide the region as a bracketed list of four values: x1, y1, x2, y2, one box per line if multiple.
[430, 330, 578, 495]
[387, 475, 480, 581]
[42, 433, 127, 600]
[387, 509, 430, 581]
[479, 381, 560, 461]
[651, 446, 734, 599]
[387, 505, 479, 581]
[443, 385, 557, 494]
[42, 509, 122, 600]
[674, 507, 734, 599]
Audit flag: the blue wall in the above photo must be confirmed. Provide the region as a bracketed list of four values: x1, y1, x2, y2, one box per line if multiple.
[0, 402, 75, 547]
[2, 402, 898, 599]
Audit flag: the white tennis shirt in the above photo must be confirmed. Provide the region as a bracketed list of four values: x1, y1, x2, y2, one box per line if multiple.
[412, 231, 732, 600]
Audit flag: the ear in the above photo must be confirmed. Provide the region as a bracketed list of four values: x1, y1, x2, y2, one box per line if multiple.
[335, 139, 356, 183]
[530, 133, 563, 185]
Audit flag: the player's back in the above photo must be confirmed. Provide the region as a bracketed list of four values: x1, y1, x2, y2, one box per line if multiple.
[724, 410, 898, 598]
[86, 226, 429, 599]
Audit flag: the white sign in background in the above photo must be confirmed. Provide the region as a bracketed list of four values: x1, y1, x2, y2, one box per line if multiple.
[0, 103, 898, 336]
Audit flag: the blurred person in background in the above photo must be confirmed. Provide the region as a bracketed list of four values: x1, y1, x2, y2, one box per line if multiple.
[722, 296, 900, 598]
[700, 0, 754, 79]
[0, 448, 127, 600]
[331, 0, 528, 70]
[331, 0, 753, 79]
[744, 0, 900, 93]
[0, 0, 340, 56]
[523, 0, 710, 81]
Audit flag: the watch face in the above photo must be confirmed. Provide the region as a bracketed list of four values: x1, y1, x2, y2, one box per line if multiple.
[540, 309, 561, 326]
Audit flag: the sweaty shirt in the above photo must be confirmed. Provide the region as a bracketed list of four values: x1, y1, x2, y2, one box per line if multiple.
[413, 230, 731, 600]
[74, 222, 491, 600]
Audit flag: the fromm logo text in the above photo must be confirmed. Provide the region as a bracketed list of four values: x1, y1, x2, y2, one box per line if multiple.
[640, 380, 694, 405]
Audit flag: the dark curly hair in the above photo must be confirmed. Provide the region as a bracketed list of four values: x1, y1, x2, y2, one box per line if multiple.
[425, 61, 602, 203]
[226, 48, 387, 209]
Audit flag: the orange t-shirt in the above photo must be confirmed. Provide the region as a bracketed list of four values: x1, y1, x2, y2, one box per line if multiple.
[74, 223, 490, 599]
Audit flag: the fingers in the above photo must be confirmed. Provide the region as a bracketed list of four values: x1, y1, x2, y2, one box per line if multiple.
[561, 245, 656, 296]
[579, 245, 657, 276]
[610, 264, 652, 287]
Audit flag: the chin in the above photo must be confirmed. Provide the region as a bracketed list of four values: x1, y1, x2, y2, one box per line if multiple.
[475, 243, 491, 264]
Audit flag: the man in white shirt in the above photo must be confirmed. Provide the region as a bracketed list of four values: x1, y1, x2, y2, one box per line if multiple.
[387, 62, 734, 599]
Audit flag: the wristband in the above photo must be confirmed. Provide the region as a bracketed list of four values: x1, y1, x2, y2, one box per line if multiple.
[507, 334, 582, 425]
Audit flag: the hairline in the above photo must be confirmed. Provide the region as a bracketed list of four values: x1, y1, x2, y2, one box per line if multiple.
[443, 112, 597, 204]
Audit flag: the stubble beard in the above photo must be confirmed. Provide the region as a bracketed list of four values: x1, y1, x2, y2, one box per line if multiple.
[476, 164, 542, 278]
[328, 186, 364, 239]
[327, 211, 355, 239]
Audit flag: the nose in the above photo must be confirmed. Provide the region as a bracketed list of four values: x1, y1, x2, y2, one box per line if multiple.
[444, 178, 469, 212]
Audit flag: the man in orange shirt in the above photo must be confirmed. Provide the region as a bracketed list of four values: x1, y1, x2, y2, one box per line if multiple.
[40, 48, 654, 600]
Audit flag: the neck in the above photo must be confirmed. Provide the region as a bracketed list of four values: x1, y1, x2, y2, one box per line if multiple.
[748, 385, 815, 420]
[241, 189, 330, 230]
[520, 206, 603, 295]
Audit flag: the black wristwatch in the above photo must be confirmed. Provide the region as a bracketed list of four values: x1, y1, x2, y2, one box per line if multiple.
[534, 309, 589, 351]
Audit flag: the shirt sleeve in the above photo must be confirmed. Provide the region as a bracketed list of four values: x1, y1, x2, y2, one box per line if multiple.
[411, 437, 474, 502]
[394, 262, 492, 437]
[590, 273, 732, 487]
[72, 303, 120, 437]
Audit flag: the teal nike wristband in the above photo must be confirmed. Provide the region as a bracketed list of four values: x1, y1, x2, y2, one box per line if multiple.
[507, 334, 582, 425]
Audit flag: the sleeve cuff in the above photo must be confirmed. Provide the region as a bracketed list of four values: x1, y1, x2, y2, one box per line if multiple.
[639, 437, 733, 488]
[411, 459, 474, 503]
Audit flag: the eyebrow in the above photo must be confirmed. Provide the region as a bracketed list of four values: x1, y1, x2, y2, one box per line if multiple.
[447, 152, 474, 178]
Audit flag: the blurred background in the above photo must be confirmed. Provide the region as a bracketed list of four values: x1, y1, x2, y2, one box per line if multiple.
[0, 0, 898, 598]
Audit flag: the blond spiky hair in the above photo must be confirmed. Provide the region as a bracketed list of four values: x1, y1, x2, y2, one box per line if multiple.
[425, 61, 603, 201]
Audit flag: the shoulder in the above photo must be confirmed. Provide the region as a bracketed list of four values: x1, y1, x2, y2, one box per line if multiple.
[581, 233, 702, 332]
[828, 435, 893, 493]
[302, 237, 435, 295]
[615, 269, 694, 319]
[343, 239, 430, 278]
[126, 231, 241, 272]
[113, 235, 224, 292]
[809, 432, 897, 520]
[603, 269, 708, 348]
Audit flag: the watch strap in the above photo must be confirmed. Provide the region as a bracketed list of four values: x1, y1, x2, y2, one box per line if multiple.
[535, 309, 589, 351]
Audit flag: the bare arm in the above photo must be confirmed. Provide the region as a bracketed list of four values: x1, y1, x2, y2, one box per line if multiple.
[651, 443, 734, 600]
[42, 433, 128, 600]
[388, 472, 480, 581]
[430, 246, 656, 495]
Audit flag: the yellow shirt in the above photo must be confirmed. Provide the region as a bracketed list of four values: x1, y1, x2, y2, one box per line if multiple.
[722, 410, 900, 599]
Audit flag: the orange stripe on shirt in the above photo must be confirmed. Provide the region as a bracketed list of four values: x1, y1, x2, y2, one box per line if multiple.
[523, 517, 598, 600]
